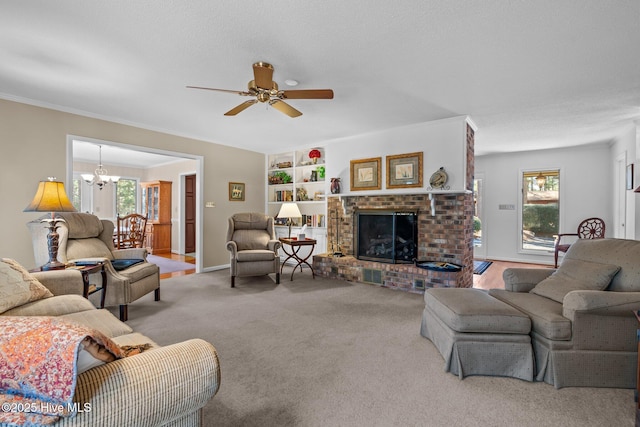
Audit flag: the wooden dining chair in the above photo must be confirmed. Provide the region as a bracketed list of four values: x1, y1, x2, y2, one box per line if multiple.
[554, 217, 605, 267]
[116, 213, 148, 249]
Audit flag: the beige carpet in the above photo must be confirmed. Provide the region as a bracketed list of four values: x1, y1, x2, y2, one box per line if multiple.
[124, 269, 635, 427]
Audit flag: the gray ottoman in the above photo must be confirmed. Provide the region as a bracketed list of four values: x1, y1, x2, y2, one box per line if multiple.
[421, 288, 534, 381]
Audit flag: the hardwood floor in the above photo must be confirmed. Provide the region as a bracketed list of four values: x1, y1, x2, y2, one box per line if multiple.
[473, 260, 553, 290]
[153, 253, 196, 280]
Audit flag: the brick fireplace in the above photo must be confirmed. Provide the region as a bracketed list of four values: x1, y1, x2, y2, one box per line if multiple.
[313, 124, 475, 292]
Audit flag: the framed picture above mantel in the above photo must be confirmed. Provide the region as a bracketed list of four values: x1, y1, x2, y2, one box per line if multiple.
[350, 157, 381, 191]
[386, 152, 423, 189]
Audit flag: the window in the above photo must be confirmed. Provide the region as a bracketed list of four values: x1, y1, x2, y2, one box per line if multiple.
[71, 178, 82, 212]
[473, 177, 483, 249]
[115, 178, 138, 216]
[521, 170, 559, 252]
[71, 174, 93, 213]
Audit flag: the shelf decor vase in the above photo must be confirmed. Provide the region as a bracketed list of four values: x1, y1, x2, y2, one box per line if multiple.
[330, 178, 341, 194]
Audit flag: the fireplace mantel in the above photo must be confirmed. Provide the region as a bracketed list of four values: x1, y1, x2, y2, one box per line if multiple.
[326, 189, 473, 216]
[324, 189, 472, 198]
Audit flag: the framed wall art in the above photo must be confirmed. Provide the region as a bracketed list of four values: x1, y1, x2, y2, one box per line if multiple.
[386, 152, 423, 189]
[229, 182, 245, 201]
[350, 157, 381, 191]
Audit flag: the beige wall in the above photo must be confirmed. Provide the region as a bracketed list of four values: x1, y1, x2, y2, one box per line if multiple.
[1, 99, 264, 269]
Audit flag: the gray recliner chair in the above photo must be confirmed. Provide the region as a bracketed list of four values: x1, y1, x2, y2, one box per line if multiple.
[225, 212, 281, 287]
[27, 212, 160, 321]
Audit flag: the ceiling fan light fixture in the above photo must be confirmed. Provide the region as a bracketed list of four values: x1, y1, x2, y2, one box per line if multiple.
[187, 61, 333, 117]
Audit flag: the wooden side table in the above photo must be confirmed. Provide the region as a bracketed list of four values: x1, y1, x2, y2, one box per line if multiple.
[279, 237, 317, 281]
[32, 262, 107, 308]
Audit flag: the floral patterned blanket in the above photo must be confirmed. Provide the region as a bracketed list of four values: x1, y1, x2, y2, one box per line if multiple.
[0, 316, 123, 426]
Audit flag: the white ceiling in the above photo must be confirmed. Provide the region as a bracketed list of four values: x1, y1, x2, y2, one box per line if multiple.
[1, 1, 639, 158]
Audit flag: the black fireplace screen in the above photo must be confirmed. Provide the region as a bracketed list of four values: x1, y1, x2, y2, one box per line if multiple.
[355, 211, 417, 263]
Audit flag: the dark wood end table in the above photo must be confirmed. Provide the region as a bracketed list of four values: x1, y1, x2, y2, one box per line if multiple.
[31, 262, 107, 308]
[279, 237, 317, 281]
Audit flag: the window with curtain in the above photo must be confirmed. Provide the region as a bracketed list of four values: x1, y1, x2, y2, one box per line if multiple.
[521, 170, 559, 252]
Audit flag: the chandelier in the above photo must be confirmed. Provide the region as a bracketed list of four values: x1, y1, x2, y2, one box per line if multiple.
[81, 145, 120, 190]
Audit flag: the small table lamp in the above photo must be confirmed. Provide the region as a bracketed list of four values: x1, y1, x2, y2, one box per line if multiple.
[24, 178, 77, 270]
[277, 202, 302, 238]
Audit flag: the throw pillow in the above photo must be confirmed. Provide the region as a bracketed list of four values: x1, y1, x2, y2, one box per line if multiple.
[0, 258, 53, 314]
[530, 258, 621, 303]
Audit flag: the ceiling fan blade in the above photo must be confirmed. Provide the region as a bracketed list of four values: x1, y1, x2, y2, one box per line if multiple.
[224, 100, 258, 116]
[186, 86, 252, 96]
[253, 62, 274, 89]
[269, 99, 302, 118]
[281, 89, 334, 100]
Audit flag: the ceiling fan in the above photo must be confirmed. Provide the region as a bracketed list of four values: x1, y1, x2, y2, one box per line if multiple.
[187, 61, 333, 118]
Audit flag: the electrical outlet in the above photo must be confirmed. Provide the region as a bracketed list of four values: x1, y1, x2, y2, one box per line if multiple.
[205, 202, 215, 208]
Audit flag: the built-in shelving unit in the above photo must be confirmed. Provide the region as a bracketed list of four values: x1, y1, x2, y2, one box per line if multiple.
[267, 148, 328, 255]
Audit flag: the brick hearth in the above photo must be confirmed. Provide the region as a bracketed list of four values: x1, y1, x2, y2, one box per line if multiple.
[313, 124, 475, 292]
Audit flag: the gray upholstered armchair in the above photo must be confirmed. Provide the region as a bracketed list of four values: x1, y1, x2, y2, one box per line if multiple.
[226, 212, 281, 287]
[489, 238, 640, 388]
[27, 212, 160, 321]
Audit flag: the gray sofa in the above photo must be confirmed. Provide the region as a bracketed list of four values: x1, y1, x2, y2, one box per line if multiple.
[421, 238, 640, 389]
[489, 238, 640, 388]
[1, 259, 220, 426]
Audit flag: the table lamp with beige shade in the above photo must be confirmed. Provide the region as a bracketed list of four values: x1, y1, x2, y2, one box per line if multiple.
[24, 177, 77, 270]
[277, 202, 302, 238]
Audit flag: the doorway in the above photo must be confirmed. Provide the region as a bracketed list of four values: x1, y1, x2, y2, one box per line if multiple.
[473, 174, 486, 259]
[67, 135, 204, 273]
[614, 153, 627, 238]
[184, 174, 196, 254]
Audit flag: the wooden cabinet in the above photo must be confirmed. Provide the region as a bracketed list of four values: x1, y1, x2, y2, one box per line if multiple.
[141, 180, 172, 254]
